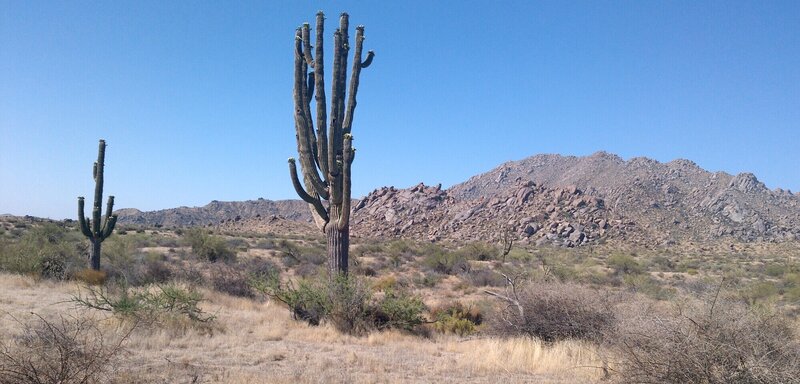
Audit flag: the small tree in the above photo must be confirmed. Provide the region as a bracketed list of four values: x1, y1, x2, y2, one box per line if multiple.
[288, 12, 374, 277]
[78, 139, 117, 270]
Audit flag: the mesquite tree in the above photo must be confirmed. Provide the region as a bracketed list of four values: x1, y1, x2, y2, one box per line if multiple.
[288, 12, 374, 276]
[78, 139, 118, 270]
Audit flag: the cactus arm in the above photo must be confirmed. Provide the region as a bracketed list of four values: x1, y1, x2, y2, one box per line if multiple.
[313, 11, 329, 181]
[327, 29, 344, 205]
[306, 72, 315, 105]
[294, 29, 329, 200]
[92, 140, 106, 236]
[342, 25, 371, 135]
[337, 14, 349, 126]
[328, 28, 343, 182]
[361, 50, 374, 68]
[338, 134, 354, 230]
[301, 23, 315, 68]
[302, 61, 319, 173]
[288, 159, 329, 223]
[78, 197, 93, 238]
[105, 196, 115, 221]
[102, 215, 117, 238]
[99, 195, 116, 239]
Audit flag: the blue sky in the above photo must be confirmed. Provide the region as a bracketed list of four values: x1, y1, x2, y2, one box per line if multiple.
[1, 1, 798, 219]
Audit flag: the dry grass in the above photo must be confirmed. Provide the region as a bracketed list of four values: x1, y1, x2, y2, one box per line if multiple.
[449, 338, 605, 380]
[0, 273, 600, 383]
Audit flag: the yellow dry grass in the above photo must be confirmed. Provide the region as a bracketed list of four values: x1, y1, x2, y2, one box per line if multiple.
[0, 273, 603, 383]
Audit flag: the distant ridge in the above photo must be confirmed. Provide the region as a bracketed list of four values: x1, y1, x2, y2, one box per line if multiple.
[116, 152, 800, 246]
[116, 198, 311, 227]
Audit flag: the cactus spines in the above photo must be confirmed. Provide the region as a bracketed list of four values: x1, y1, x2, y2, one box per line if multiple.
[288, 12, 373, 277]
[78, 139, 118, 270]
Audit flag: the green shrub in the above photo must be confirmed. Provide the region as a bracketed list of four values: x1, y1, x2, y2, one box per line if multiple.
[325, 275, 374, 335]
[741, 281, 779, 305]
[72, 283, 215, 328]
[456, 242, 499, 261]
[254, 238, 276, 250]
[265, 274, 425, 335]
[0, 223, 83, 279]
[623, 274, 675, 300]
[607, 254, 643, 275]
[184, 229, 236, 263]
[651, 255, 676, 271]
[413, 271, 443, 288]
[276, 239, 325, 267]
[432, 301, 483, 336]
[372, 275, 398, 291]
[422, 246, 468, 275]
[263, 278, 329, 326]
[373, 289, 426, 332]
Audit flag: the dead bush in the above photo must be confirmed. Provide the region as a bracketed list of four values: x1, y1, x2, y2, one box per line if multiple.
[465, 268, 506, 287]
[210, 265, 254, 298]
[610, 287, 800, 384]
[486, 278, 615, 342]
[0, 314, 131, 384]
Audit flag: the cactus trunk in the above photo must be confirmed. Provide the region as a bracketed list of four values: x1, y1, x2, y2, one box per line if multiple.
[90, 241, 101, 270]
[288, 12, 374, 277]
[327, 210, 349, 276]
[78, 139, 118, 271]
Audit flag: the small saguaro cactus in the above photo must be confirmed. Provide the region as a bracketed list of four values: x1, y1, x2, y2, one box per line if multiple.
[78, 139, 118, 270]
[288, 11, 374, 277]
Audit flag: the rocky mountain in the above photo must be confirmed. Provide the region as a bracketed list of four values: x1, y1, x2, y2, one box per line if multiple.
[350, 181, 632, 247]
[117, 152, 800, 247]
[447, 152, 800, 245]
[116, 198, 311, 227]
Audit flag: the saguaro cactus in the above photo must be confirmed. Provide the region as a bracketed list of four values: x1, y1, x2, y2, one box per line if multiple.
[78, 139, 118, 270]
[289, 12, 374, 276]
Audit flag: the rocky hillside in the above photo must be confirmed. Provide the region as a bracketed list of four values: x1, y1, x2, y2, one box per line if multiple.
[117, 152, 800, 247]
[448, 152, 800, 244]
[350, 181, 632, 247]
[116, 199, 311, 227]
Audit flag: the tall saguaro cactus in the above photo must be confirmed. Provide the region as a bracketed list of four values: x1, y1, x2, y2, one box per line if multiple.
[289, 12, 374, 276]
[78, 139, 118, 270]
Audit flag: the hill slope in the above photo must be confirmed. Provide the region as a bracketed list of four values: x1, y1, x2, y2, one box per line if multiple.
[448, 152, 800, 244]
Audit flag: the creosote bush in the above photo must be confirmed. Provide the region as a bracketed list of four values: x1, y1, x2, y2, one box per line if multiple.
[372, 289, 426, 332]
[431, 301, 483, 336]
[455, 242, 499, 261]
[607, 254, 643, 276]
[72, 283, 215, 330]
[276, 239, 325, 267]
[422, 245, 468, 275]
[263, 275, 426, 335]
[0, 223, 84, 280]
[184, 228, 236, 263]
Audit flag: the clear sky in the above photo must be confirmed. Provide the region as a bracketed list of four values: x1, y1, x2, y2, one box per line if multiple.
[1, 1, 798, 219]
